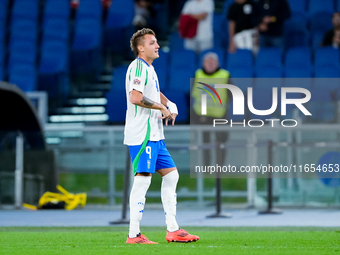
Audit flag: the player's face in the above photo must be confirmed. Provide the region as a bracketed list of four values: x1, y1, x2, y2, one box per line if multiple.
[140, 34, 160, 60]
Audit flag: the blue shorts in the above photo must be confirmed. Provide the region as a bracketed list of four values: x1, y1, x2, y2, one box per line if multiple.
[129, 140, 176, 175]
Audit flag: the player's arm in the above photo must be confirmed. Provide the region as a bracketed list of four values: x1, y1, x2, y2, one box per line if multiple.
[130, 89, 174, 121]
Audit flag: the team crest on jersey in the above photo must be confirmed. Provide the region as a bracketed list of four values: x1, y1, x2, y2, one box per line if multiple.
[134, 79, 141, 85]
[147, 160, 151, 169]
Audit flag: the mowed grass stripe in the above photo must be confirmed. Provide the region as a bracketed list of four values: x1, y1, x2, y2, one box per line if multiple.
[0, 228, 339, 255]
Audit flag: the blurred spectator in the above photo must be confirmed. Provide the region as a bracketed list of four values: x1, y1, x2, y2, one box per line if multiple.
[227, 0, 257, 53]
[322, 12, 340, 48]
[180, 0, 214, 53]
[101, 0, 112, 10]
[133, 0, 156, 30]
[191, 52, 231, 165]
[252, 0, 291, 49]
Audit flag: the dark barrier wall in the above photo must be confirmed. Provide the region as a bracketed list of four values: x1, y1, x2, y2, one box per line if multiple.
[0, 82, 57, 205]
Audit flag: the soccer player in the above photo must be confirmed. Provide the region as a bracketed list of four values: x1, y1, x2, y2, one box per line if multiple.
[124, 28, 200, 244]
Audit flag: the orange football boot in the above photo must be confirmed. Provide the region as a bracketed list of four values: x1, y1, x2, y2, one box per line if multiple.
[166, 229, 200, 243]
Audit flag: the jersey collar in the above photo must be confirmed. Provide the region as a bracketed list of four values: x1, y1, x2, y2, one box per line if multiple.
[137, 58, 150, 67]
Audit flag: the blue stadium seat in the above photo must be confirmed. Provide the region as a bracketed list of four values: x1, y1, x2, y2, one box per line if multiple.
[308, 0, 335, 15]
[337, 0, 340, 11]
[287, 0, 307, 13]
[152, 50, 168, 90]
[10, 20, 38, 44]
[161, 90, 188, 123]
[213, 13, 228, 49]
[256, 67, 283, 78]
[306, 88, 337, 122]
[9, 64, 36, 92]
[314, 47, 340, 88]
[76, 0, 102, 19]
[104, 0, 134, 54]
[285, 67, 313, 78]
[285, 47, 312, 76]
[284, 13, 310, 49]
[0, 1, 8, 24]
[43, 18, 69, 42]
[310, 12, 333, 49]
[255, 47, 283, 78]
[198, 48, 226, 70]
[44, 0, 70, 22]
[169, 32, 184, 50]
[106, 90, 127, 123]
[71, 19, 102, 77]
[222, 0, 234, 16]
[248, 88, 279, 120]
[11, 1, 38, 23]
[314, 47, 340, 68]
[0, 66, 3, 81]
[168, 67, 194, 92]
[39, 40, 69, 100]
[227, 49, 253, 70]
[110, 65, 128, 91]
[169, 49, 196, 70]
[7, 41, 36, 72]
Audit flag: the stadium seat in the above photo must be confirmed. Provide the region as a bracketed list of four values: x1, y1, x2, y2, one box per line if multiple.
[9, 20, 38, 44]
[7, 41, 36, 72]
[284, 47, 312, 78]
[11, 1, 38, 23]
[336, 0, 340, 11]
[213, 13, 228, 49]
[110, 65, 128, 91]
[256, 67, 283, 78]
[305, 88, 337, 123]
[169, 49, 196, 70]
[248, 88, 279, 120]
[161, 90, 188, 123]
[105, 89, 127, 123]
[255, 47, 283, 78]
[308, 0, 335, 15]
[314, 47, 340, 68]
[310, 12, 333, 49]
[39, 40, 69, 100]
[71, 18, 102, 77]
[286, 0, 307, 14]
[0, 1, 8, 24]
[284, 13, 310, 49]
[169, 32, 184, 50]
[227, 49, 253, 70]
[43, 18, 69, 42]
[104, 0, 134, 54]
[44, 0, 70, 22]
[168, 67, 194, 92]
[152, 50, 168, 90]
[75, 0, 102, 20]
[9, 64, 36, 92]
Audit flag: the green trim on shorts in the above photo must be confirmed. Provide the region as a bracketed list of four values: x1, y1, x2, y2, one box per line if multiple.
[132, 116, 151, 175]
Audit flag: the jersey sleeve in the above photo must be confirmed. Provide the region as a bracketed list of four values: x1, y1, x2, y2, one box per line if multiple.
[127, 60, 147, 94]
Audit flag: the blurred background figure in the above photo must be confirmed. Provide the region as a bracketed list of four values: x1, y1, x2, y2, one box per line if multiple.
[322, 12, 340, 48]
[252, 0, 291, 49]
[227, 0, 257, 53]
[191, 52, 231, 166]
[180, 0, 214, 53]
[133, 0, 153, 29]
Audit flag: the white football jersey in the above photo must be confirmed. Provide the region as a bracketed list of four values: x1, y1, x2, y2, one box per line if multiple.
[123, 58, 165, 145]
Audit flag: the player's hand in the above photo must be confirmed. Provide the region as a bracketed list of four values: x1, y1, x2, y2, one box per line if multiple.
[159, 107, 174, 124]
[165, 112, 178, 126]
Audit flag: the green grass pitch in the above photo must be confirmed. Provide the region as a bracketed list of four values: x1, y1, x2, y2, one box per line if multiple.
[0, 227, 339, 255]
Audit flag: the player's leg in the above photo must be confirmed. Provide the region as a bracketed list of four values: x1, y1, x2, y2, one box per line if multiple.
[156, 140, 200, 243]
[126, 142, 158, 244]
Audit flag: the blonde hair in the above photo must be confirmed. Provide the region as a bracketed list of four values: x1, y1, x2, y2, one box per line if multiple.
[130, 28, 156, 57]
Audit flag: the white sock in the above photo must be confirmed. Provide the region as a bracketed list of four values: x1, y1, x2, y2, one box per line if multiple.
[128, 176, 151, 238]
[161, 170, 179, 232]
